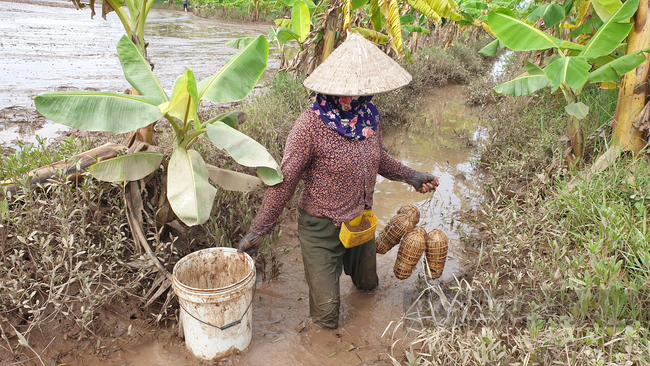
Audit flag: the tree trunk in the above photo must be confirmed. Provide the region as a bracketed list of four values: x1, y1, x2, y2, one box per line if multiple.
[613, 0, 650, 153]
[320, 1, 340, 64]
[567, 115, 584, 170]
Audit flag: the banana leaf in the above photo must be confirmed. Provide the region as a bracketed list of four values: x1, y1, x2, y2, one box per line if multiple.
[197, 35, 268, 104]
[206, 121, 283, 186]
[116, 35, 168, 105]
[34, 92, 163, 133]
[167, 147, 217, 226]
[89, 151, 163, 182]
[488, 8, 563, 51]
[579, 0, 637, 60]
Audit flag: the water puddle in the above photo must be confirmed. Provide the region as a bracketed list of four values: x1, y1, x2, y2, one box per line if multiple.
[490, 50, 514, 80]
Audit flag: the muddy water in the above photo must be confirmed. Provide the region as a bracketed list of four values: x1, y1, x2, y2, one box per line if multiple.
[79, 85, 485, 366]
[0, 0, 276, 148]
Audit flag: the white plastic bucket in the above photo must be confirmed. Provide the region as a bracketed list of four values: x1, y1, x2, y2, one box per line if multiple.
[172, 247, 255, 361]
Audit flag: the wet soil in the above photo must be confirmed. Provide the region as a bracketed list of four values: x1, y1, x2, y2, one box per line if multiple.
[344, 217, 372, 232]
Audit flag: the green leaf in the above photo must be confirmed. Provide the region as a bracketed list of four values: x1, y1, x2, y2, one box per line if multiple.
[565, 102, 590, 119]
[371, 7, 383, 31]
[276, 27, 301, 43]
[205, 164, 263, 192]
[560, 40, 585, 51]
[493, 72, 551, 96]
[197, 35, 268, 104]
[34, 92, 163, 133]
[567, 18, 604, 37]
[527, 4, 548, 22]
[277, 0, 296, 7]
[563, 0, 576, 15]
[402, 24, 431, 34]
[579, 0, 637, 60]
[267, 27, 277, 43]
[205, 111, 241, 128]
[225, 37, 257, 49]
[592, 0, 622, 21]
[352, 0, 369, 10]
[543, 4, 566, 28]
[206, 122, 283, 185]
[278, 0, 316, 11]
[488, 8, 563, 51]
[400, 14, 418, 24]
[116, 35, 167, 106]
[351, 26, 390, 43]
[275, 18, 292, 27]
[480, 38, 499, 56]
[588, 50, 648, 82]
[167, 147, 217, 226]
[524, 60, 545, 75]
[160, 69, 199, 126]
[464, 2, 488, 10]
[89, 151, 163, 182]
[292, 0, 310, 42]
[543, 56, 591, 90]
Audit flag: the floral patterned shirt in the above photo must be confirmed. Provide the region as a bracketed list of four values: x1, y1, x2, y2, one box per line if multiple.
[249, 109, 416, 235]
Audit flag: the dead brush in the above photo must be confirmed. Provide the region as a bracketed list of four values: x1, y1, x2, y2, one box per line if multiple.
[0, 173, 149, 345]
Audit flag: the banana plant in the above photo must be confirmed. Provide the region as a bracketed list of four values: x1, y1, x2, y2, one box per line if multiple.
[487, 0, 648, 168]
[34, 35, 283, 226]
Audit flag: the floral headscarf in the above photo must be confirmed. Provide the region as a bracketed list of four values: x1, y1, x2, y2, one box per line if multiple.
[309, 94, 380, 141]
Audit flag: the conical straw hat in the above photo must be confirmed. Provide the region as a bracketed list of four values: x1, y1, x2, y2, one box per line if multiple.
[303, 33, 412, 96]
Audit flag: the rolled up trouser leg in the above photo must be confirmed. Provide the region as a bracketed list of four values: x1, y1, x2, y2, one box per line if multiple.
[298, 208, 345, 329]
[343, 237, 379, 291]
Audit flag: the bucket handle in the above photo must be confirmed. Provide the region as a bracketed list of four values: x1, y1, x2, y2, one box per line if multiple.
[179, 281, 256, 331]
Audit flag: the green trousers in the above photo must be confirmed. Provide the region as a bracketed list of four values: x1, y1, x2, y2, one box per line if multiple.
[297, 208, 378, 329]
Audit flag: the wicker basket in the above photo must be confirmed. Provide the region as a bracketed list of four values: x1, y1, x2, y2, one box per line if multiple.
[425, 229, 449, 280]
[376, 214, 415, 254]
[393, 227, 427, 280]
[396, 204, 420, 226]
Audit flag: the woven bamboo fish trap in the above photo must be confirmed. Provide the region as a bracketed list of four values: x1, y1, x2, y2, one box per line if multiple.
[396, 205, 420, 226]
[425, 229, 449, 280]
[393, 227, 427, 280]
[375, 214, 414, 254]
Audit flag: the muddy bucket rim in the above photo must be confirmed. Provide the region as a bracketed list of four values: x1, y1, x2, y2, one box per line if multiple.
[172, 247, 254, 295]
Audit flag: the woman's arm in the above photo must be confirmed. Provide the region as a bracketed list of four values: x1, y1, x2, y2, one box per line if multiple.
[249, 112, 314, 235]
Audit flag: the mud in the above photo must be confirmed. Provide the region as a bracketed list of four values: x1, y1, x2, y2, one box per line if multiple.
[344, 217, 372, 232]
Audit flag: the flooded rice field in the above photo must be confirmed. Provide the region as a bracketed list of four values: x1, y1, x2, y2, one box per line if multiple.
[1, 2, 486, 364]
[0, 0, 276, 148]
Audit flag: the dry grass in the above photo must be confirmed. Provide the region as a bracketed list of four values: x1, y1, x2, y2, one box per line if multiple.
[382, 61, 650, 365]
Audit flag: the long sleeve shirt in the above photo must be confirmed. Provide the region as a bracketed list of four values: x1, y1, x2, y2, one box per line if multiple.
[249, 109, 415, 235]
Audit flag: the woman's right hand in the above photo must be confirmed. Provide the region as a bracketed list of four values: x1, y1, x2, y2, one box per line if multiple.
[236, 232, 263, 260]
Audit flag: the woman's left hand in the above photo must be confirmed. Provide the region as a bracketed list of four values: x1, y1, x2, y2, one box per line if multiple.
[407, 171, 440, 193]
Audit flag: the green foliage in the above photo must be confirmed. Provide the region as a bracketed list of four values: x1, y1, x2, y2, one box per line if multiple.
[34, 35, 281, 226]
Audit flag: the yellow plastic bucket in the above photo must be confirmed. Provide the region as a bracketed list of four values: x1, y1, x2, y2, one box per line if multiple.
[340, 210, 378, 249]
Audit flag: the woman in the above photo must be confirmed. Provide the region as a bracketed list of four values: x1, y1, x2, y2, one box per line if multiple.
[237, 34, 439, 329]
